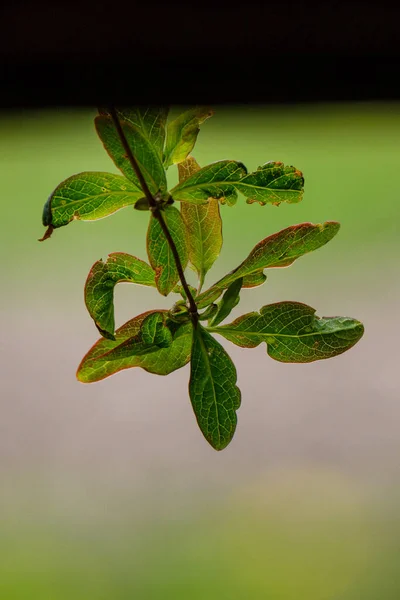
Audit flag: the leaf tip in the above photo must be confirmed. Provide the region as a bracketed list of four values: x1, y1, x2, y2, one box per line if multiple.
[38, 225, 54, 242]
[322, 220, 341, 235]
[75, 365, 88, 384]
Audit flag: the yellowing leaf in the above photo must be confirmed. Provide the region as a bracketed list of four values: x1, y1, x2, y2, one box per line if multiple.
[163, 107, 213, 167]
[179, 156, 222, 289]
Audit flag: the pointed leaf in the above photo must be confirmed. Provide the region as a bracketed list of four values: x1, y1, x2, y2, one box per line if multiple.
[77, 311, 192, 383]
[210, 278, 243, 327]
[171, 160, 247, 205]
[95, 115, 167, 195]
[196, 222, 340, 308]
[170, 160, 304, 206]
[41, 172, 143, 231]
[179, 157, 223, 287]
[84, 253, 156, 340]
[189, 326, 241, 451]
[209, 301, 364, 363]
[163, 107, 213, 167]
[147, 205, 189, 296]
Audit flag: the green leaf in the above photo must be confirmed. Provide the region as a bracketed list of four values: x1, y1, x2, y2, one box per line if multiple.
[168, 301, 191, 323]
[236, 162, 304, 206]
[242, 271, 267, 288]
[99, 107, 168, 159]
[189, 326, 241, 451]
[163, 107, 213, 168]
[147, 205, 189, 296]
[95, 115, 167, 195]
[41, 172, 143, 232]
[170, 160, 304, 206]
[209, 301, 364, 363]
[198, 303, 218, 322]
[140, 312, 173, 348]
[172, 283, 198, 302]
[179, 157, 223, 288]
[77, 311, 192, 383]
[171, 160, 246, 205]
[134, 197, 150, 211]
[105, 107, 168, 156]
[210, 278, 243, 327]
[90, 311, 174, 363]
[84, 253, 156, 340]
[196, 222, 340, 308]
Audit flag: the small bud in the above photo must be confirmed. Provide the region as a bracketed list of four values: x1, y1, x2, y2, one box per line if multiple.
[134, 197, 150, 211]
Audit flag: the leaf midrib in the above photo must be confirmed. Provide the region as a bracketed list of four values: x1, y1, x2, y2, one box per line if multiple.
[121, 121, 166, 191]
[208, 324, 361, 340]
[174, 179, 302, 194]
[196, 330, 221, 448]
[53, 189, 141, 210]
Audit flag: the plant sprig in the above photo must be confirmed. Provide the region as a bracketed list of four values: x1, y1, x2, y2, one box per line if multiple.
[39, 106, 364, 451]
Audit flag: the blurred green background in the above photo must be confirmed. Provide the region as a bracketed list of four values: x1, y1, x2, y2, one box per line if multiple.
[1, 105, 399, 599]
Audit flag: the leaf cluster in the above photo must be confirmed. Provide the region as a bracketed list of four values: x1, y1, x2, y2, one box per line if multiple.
[40, 107, 364, 450]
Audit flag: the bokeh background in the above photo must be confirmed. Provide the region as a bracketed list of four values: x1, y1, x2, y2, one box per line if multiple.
[1, 105, 399, 598]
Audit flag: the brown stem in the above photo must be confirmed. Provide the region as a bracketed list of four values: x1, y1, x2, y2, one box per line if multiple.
[108, 106, 198, 325]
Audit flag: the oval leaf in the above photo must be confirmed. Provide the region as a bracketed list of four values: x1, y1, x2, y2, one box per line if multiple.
[179, 157, 223, 288]
[196, 222, 340, 308]
[170, 160, 303, 206]
[163, 106, 213, 168]
[147, 205, 189, 296]
[189, 326, 241, 451]
[209, 301, 364, 363]
[77, 311, 192, 383]
[41, 172, 143, 232]
[85, 253, 156, 340]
